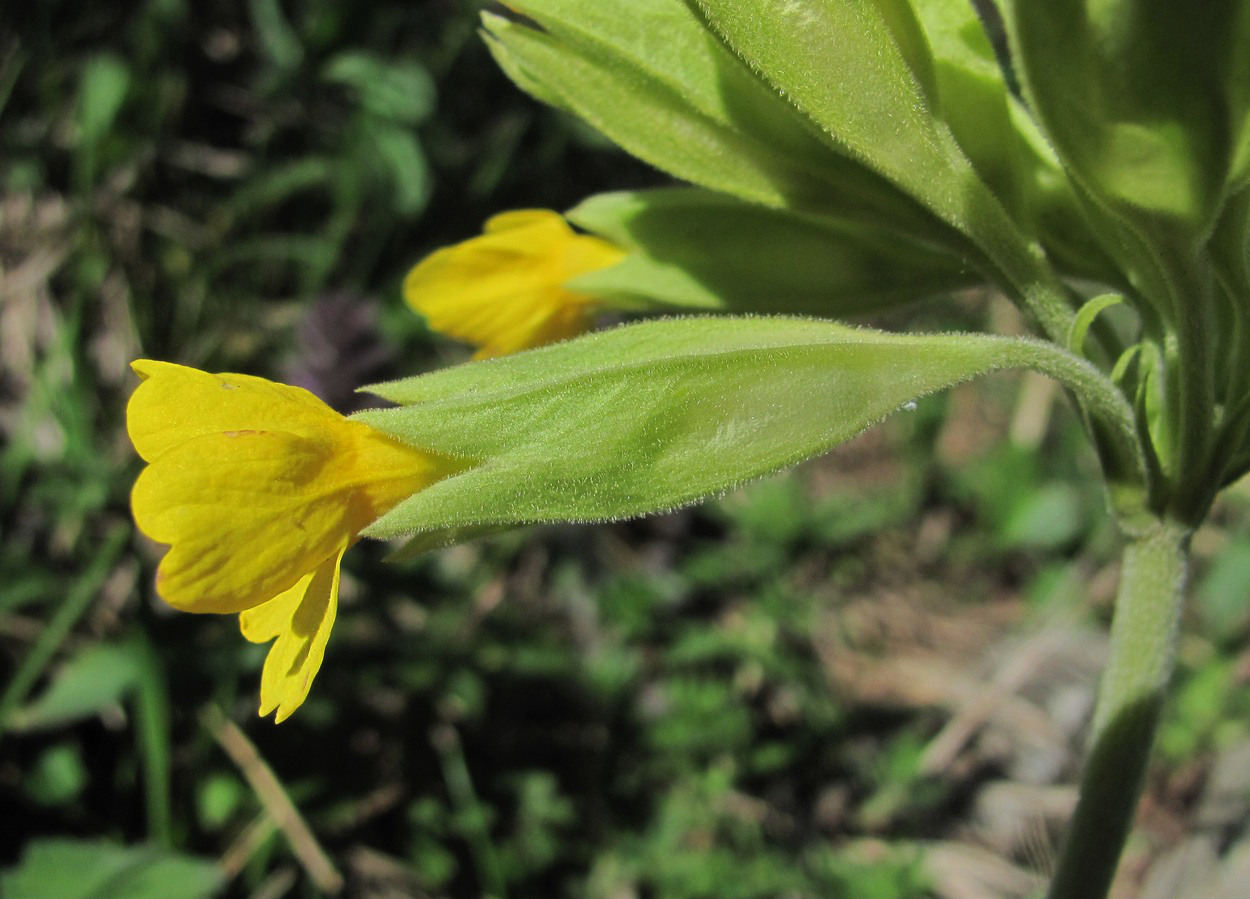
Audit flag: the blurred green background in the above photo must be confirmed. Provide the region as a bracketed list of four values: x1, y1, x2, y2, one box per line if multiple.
[4, 2, 1250, 897]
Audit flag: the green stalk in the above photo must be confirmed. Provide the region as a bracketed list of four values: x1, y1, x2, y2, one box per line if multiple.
[1166, 246, 1217, 524]
[1046, 519, 1190, 899]
[1006, 337, 1149, 505]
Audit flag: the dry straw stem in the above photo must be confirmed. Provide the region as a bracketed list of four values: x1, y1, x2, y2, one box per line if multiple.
[202, 705, 345, 894]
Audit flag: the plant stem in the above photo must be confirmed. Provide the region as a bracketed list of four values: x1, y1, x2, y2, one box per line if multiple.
[1165, 244, 1217, 524]
[1046, 519, 1190, 899]
[1008, 338, 1149, 505]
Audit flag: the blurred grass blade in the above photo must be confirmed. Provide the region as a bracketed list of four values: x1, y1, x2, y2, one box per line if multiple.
[432, 723, 507, 897]
[322, 52, 436, 125]
[0, 527, 128, 740]
[0, 46, 26, 120]
[226, 157, 334, 217]
[133, 634, 174, 848]
[76, 54, 131, 146]
[368, 122, 431, 215]
[202, 707, 344, 893]
[247, 0, 303, 73]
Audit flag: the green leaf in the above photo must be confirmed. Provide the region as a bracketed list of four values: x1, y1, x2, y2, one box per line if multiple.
[690, 0, 974, 227]
[1, 840, 223, 899]
[76, 55, 131, 146]
[1197, 539, 1250, 642]
[1003, 0, 1248, 230]
[1009, 102, 1124, 286]
[196, 774, 246, 831]
[322, 53, 436, 125]
[357, 317, 1042, 537]
[1001, 483, 1089, 551]
[247, 0, 302, 73]
[483, 3, 818, 209]
[566, 188, 977, 317]
[482, 1, 949, 239]
[10, 641, 143, 731]
[689, 0, 1046, 305]
[227, 157, 334, 217]
[1226, 4, 1250, 195]
[1068, 293, 1123, 355]
[367, 122, 430, 215]
[906, 0, 1021, 213]
[23, 744, 88, 807]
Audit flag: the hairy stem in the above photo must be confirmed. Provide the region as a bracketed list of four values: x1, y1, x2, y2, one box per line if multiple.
[1007, 338, 1150, 507]
[1046, 520, 1190, 899]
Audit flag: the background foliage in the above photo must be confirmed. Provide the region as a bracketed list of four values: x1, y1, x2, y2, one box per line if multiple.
[3, 2, 1250, 896]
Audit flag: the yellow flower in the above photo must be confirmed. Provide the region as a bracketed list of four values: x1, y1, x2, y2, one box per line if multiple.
[127, 360, 456, 722]
[404, 209, 625, 357]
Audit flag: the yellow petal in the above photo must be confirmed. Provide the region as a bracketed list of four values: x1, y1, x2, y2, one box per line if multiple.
[484, 209, 560, 234]
[126, 360, 465, 721]
[127, 360, 338, 463]
[404, 208, 625, 357]
[128, 363, 454, 614]
[132, 429, 354, 613]
[239, 571, 305, 644]
[241, 545, 344, 723]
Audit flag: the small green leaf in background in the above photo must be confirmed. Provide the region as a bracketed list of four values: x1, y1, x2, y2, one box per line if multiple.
[1197, 538, 1250, 643]
[858, 730, 944, 831]
[1, 840, 224, 899]
[407, 797, 459, 889]
[22, 743, 89, 807]
[75, 54, 131, 147]
[647, 677, 753, 756]
[72, 53, 132, 189]
[1000, 482, 1088, 551]
[226, 157, 334, 218]
[195, 773, 247, 832]
[10, 641, 143, 732]
[498, 771, 576, 878]
[248, 0, 303, 73]
[367, 122, 431, 215]
[1156, 659, 1235, 763]
[949, 444, 1095, 553]
[322, 52, 436, 124]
